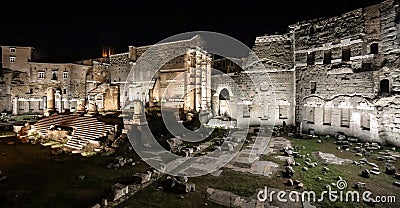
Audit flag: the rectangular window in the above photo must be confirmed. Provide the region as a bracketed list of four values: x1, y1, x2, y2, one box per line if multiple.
[361, 113, 370, 131]
[52, 71, 58, 80]
[342, 48, 351, 62]
[279, 105, 288, 119]
[38, 71, 45, 79]
[340, 108, 350, 127]
[10, 56, 16, 63]
[307, 51, 315, 65]
[323, 51, 332, 64]
[63, 71, 68, 79]
[310, 82, 317, 94]
[63, 89, 67, 94]
[10, 47, 16, 53]
[323, 107, 331, 125]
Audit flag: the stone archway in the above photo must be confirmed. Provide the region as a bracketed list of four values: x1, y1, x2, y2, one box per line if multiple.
[216, 87, 233, 117]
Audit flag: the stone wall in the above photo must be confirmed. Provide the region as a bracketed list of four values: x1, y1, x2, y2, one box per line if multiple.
[293, 0, 400, 145]
[253, 34, 293, 66]
[109, 53, 131, 83]
[246, 34, 295, 126]
[302, 95, 380, 143]
[377, 96, 400, 146]
[9, 62, 91, 114]
[1, 46, 34, 74]
[0, 69, 12, 112]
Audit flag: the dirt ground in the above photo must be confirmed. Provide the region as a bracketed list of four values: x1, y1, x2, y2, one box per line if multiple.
[0, 136, 148, 208]
[1, 133, 399, 208]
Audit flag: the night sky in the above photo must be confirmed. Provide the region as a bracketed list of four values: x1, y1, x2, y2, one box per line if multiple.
[0, 0, 384, 61]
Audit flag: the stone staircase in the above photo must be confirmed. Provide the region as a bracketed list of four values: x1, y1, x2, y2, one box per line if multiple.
[65, 136, 89, 150]
[32, 114, 115, 150]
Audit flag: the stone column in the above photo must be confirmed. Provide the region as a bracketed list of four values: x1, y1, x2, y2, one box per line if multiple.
[43, 96, 47, 110]
[212, 95, 219, 116]
[206, 57, 212, 109]
[46, 88, 55, 115]
[13, 97, 19, 115]
[55, 90, 62, 113]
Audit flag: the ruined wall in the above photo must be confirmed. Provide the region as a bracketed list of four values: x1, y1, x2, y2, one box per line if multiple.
[247, 35, 295, 126]
[379, 0, 400, 66]
[123, 36, 208, 112]
[212, 58, 242, 74]
[378, 96, 400, 146]
[109, 53, 131, 83]
[0, 69, 12, 112]
[252, 34, 293, 66]
[211, 68, 293, 127]
[302, 95, 380, 143]
[10, 62, 90, 114]
[211, 73, 240, 122]
[294, 0, 400, 145]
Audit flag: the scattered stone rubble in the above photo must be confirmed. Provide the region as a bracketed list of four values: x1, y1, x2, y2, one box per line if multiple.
[132, 171, 153, 184]
[354, 182, 366, 190]
[110, 183, 129, 202]
[313, 152, 352, 165]
[206, 188, 263, 208]
[106, 156, 135, 169]
[92, 169, 163, 208]
[162, 176, 195, 194]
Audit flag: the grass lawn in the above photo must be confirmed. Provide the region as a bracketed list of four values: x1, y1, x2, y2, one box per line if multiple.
[122, 136, 400, 208]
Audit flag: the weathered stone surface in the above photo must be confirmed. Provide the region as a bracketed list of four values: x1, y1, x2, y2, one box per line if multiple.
[362, 169, 371, 178]
[354, 182, 366, 189]
[386, 165, 397, 175]
[313, 152, 352, 165]
[287, 179, 294, 186]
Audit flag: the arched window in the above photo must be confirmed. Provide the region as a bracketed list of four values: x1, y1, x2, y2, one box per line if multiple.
[219, 89, 230, 100]
[52, 71, 58, 80]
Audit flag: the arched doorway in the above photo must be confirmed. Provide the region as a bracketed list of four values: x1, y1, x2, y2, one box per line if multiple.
[218, 88, 231, 116]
